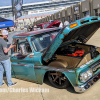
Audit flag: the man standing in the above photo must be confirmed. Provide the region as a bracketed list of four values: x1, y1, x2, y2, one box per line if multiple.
[64, 19, 69, 26]
[0, 33, 17, 87]
[59, 20, 63, 28]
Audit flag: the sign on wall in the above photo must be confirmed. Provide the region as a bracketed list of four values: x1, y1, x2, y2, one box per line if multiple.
[12, 0, 23, 19]
[74, 6, 79, 12]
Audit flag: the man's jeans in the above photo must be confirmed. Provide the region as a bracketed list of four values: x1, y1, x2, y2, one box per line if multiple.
[0, 59, 13, 86]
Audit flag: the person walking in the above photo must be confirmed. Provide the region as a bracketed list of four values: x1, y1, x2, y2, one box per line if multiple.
[64, 19, 69, 26]
[33, 25, 37, 31]
[0, 33, 17, 87]
[7, 27, 11, 32]
[59, 20, 63, 28]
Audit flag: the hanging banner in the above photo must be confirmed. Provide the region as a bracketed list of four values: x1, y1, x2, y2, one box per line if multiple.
[12, 0, 23, 19]
[74, 6, 79, 12]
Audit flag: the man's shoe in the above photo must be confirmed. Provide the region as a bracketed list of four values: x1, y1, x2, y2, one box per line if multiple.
[0, 83, 4, 87]
[8, 82, 17, 87]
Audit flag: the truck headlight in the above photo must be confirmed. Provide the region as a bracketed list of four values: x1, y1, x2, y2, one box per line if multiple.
[80, 69, 93, 82]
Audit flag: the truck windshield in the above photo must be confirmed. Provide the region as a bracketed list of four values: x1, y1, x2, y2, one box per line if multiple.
[31, 30, 60, 52]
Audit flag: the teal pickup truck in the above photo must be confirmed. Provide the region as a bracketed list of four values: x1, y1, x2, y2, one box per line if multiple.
[11, 16, 100, 93]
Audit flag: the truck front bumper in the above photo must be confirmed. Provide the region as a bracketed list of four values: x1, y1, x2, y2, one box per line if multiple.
[74, 73, 100, 93]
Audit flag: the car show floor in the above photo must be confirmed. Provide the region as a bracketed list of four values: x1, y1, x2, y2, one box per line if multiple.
[1, 77, 100, 100]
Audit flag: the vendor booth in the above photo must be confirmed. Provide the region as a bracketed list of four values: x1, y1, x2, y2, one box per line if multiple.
[67, 7, 72, 23]
[81, 0, 91, 17]
[73, 4, 80, 21]
[0, 17, 14, 29]
[92, 0, 100, 17]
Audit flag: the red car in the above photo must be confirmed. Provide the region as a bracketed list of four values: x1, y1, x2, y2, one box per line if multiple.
[37, 20, 61, 29]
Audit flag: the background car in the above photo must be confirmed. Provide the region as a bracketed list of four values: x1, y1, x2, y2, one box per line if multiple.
[37, 20, 61, 29]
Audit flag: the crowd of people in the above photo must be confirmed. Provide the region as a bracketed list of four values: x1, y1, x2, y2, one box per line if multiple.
[59, 19, 69, 28]
[27, 24, 37, 31]
[26, 19, 70, 31]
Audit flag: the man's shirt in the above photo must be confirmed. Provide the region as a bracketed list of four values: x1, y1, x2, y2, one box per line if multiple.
[0, 38, 9, 61]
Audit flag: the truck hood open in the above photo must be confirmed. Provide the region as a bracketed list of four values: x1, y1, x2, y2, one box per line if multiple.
[43, 16, 100, 62]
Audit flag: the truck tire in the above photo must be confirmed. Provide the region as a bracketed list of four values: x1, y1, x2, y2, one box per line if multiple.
[48, 71, 70, 89]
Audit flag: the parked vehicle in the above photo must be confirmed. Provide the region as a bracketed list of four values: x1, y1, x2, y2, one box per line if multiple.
[37, 20, 61, 29]
[11, 16, 100, 93]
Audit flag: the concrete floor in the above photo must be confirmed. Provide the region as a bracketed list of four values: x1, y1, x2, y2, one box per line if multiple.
[1, 77, 100, 100]
[1, 28, 100, 100]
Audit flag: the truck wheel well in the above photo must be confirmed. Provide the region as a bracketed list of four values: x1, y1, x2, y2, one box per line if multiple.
[43, 71, 49, 82]
[43, 71, 71, 89]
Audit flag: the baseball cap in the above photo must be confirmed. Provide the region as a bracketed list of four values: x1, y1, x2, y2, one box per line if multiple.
[2, 30, 8, 36]
[0, 32, 8, 37]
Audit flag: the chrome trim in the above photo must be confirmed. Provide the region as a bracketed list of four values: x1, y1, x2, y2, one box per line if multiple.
[34, 66, 75, 72]
[12, 64, 33, 67]
[12, 64, 75, 72]
[74, 72, 100, 93]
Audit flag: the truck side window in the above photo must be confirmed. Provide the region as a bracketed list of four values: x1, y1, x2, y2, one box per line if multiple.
[14, 38, 32, 53]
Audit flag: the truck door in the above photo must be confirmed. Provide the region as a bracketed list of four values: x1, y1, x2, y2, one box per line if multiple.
[11, 38, 37, 82]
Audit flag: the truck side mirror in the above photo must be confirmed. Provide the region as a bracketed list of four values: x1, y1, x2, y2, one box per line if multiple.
[19, 44, 28, 55]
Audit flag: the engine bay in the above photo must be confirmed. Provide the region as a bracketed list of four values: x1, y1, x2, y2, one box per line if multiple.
[62, 45, 84, 57]
[55, 42, 100, 58]
[48, 42, 100, 68]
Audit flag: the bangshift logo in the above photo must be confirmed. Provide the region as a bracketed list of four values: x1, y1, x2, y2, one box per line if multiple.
[0, 24, 5, 26]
